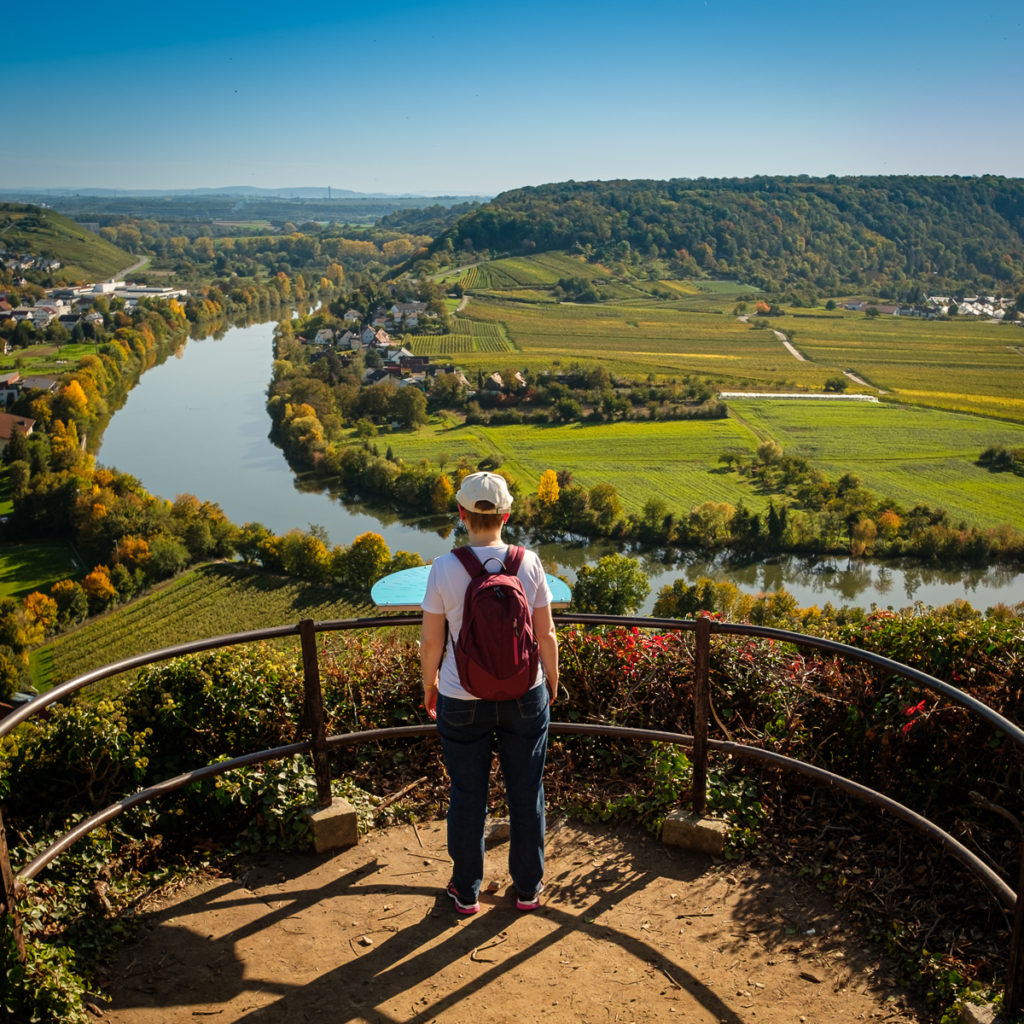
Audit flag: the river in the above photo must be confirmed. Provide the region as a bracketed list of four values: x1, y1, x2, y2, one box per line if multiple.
[97, 321, 1024, 614]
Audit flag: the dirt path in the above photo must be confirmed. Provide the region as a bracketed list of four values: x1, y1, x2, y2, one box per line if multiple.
[99, 820, 929, 1023]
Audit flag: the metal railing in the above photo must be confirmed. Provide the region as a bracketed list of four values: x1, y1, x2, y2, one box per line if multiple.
[1, 612, 1022, 1010]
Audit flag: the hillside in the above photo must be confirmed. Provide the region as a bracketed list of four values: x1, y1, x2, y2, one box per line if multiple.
[0, 202, 132, 282]
[425, 175, 1024, 300]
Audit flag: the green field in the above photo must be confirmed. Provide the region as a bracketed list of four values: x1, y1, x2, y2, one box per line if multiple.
[726, 399, 1024, 529]
[30, 562, 373, 692]
[416, 296, 841, 388]
[0, 539, 84, 599]
[0, 341, 103, 378]
[784, 314, 1024, 420]
[381, 417, 764, 516]
[380, 396, 1024, 530]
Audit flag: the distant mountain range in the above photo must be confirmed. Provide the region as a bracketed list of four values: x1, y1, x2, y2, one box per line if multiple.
[0, 186, 491, 201]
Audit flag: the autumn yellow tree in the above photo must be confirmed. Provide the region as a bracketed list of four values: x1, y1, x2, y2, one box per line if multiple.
[537, 469, 560, 504]
[83, 565, 117, 611]
[21, 592, 58, 641]
[850, 517, 878, 557]
[50, 418, 88, 471]
[323, 262, 346, 285]
[114, 535, 150, 572]
[430, 473, 455, 512]
[878, 509, 902, 540]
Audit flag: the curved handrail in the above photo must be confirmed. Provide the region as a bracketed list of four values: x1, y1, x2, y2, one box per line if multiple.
[16, 722, 1014, 916]
[2, 612, 1022, 1008]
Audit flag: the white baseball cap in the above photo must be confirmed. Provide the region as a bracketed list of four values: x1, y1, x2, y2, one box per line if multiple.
[456, 471, 513, 513]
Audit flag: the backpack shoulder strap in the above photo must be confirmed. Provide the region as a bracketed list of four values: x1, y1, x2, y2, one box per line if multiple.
[503, 544, 526, 576]
[452, 546, 484, 578]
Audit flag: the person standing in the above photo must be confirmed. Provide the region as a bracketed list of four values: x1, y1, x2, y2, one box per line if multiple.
[420, 471, 559, 914]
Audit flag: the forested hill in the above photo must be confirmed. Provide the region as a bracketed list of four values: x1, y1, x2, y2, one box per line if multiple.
[428, 176, 1024, 299]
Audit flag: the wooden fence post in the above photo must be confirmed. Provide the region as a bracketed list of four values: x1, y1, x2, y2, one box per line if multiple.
[299, 619, 332, 810]
[1005, 839, 1024, 1014]
[691, 616, 711, 818]
[0, 805, 26, 964]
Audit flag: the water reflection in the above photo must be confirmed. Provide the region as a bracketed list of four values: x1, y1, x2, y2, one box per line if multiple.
[532, 543, 1024, 615]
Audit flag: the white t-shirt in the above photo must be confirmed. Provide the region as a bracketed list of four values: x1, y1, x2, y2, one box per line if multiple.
[422, 543, 553, 700]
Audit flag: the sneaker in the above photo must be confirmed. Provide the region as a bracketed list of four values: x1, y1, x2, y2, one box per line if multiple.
[446, 882, 479, 915]
[515, 884, 543, 912]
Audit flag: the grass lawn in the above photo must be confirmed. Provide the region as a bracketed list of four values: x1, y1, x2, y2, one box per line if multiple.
[0, 539, 84, 600]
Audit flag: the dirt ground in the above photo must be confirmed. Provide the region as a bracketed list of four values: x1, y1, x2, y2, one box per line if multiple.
[98, 819, 931, 1024]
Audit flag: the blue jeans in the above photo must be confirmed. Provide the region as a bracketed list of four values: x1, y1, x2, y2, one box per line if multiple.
[436, 685, 550, 903]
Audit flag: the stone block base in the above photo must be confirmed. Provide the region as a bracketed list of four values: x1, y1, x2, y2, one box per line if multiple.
[661, 810, 729, 856]
[305, 797, 358, 854]
[959, 1003, 998, 1024]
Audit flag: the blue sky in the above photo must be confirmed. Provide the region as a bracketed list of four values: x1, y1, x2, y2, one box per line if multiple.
[5, 0, 1022, 196]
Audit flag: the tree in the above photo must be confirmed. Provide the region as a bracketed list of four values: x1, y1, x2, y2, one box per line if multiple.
[280, 529, 330, 582]
[83, 565, 117, 613]
[757, 439, 783, 466]
[50, 579, 88, 629]
[570, 554, 650, 615]
[337, 532, 391, 593]
[554, 398, 582, 423]
[113, 535, 150, 572]
[587, 483, 622, 533]
[49, 418, 85, 471]
[878, 509, 902, 540]
[429, 473, 455, 513]
[22, 591, 58, 638]
[536, 469, 559, 505]
[824, 376, 848, 393]
[687, 501, 736, 549]
[55, 379, 89, 427]
[3, 425, 29, 465]
[387, 550, 425, 574]
[850, 517, 878, 557]
[233, 524, 272, 565]
[146, 533, 190, 579]
[653, 576, 750, 620]
[390, 386, 428, 428]
[7, 459, 30, 501]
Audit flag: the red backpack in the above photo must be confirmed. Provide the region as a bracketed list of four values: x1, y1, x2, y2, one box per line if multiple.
[452, 545, 539, 701]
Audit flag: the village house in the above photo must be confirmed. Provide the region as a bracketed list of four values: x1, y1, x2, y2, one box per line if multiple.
[0, 412, 35, 454]
[362, 367, 391, 385]
[0, 373, 21, 407]
[18, 375, 59, 398]
[386, 346, 415, 365]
